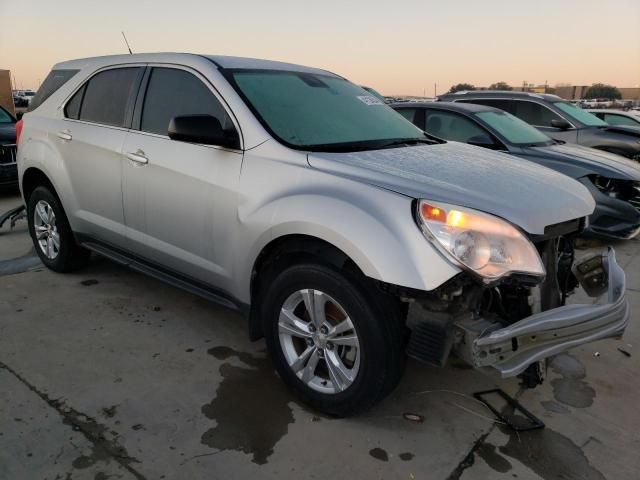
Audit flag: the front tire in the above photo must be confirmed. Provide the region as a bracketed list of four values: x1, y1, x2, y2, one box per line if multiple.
[261, 262, 406, 417]
[27, 186, 90, 272]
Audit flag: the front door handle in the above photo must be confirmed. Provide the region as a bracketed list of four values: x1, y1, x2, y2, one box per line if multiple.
[126, 150, 149, 165]
[56, 131, 72, 141]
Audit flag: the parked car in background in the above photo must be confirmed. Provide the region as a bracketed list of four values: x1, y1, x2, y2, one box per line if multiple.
[439, 91, 640, 160]
[13, 94, 28, 108]
[15, 90, 36, 106]
[0, 106, 18, 190]
[361, 86, 387, 102]
[17, 53, 629, 416]
[589, 109, 640, 127]
[392, 101, 640, 239]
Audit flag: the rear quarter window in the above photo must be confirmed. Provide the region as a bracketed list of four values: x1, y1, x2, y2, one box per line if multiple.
[28, 69, 79, 111]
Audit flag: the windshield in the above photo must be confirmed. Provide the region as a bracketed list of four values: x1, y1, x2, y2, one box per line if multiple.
[228, 70, 424, 151]
[0, 108, 14, 124]
[553, 102, 607, 127]
[475, 111, 552, 145]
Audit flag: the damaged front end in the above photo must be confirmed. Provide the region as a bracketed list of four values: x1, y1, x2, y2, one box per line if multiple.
[405, 230, 629, 387]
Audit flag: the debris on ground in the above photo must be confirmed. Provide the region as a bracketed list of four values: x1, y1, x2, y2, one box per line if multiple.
[617, 348, 631, 358]
[0, 205, 26, 230]
[402, 413, 424, 423]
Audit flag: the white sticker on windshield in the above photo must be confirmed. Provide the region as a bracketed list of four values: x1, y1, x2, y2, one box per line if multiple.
[357, 95, 384, 106]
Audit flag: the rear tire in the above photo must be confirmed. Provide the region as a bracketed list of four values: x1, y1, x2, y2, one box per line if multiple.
[27, 186, 90, 272]
[261, 262, 407, 417]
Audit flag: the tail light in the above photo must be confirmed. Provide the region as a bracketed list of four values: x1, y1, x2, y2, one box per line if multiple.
[15, 119, 24, 147]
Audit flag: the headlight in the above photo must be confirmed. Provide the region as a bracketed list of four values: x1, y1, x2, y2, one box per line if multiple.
[416, 200, 545, 281]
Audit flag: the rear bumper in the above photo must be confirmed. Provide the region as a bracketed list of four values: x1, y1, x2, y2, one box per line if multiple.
[466, 247, 628, 377]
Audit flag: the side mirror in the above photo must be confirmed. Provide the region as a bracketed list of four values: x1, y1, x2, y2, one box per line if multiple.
[168, 115, 240, 149]
[467, 134, 496, 149]
[551, 118, 571, 130]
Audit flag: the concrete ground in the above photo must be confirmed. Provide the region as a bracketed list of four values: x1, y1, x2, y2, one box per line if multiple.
[1, 189, 639, 480]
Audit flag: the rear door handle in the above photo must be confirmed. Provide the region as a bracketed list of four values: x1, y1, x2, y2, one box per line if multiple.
[56, 131, 72, 141]
[126, 150, 149, 165]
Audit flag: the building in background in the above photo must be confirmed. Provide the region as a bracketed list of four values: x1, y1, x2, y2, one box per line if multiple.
[554, 85, 640, 102]
[0, 70, 16, 116]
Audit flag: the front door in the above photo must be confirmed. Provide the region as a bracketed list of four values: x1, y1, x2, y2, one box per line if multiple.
[121, 66, 243, 290]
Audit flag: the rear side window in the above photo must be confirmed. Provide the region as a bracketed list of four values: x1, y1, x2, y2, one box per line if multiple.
[140, 68, 230, 136]
[511, 101, 562, 127]
[28, 69, 79, 111]
[74, 67, 142, 127]
[0, 107, 14, 124]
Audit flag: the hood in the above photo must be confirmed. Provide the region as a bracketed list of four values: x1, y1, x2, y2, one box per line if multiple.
[0, 123, 16, 144]
[308, 142, 595, 235]
[521, 143, 640, 180]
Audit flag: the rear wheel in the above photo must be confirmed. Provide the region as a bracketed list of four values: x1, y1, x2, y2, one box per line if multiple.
[27, 186, 90, 272]
[262, 262, 406, 416]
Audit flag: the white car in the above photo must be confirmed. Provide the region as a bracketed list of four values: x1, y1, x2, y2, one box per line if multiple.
[16, 53, 630, 415]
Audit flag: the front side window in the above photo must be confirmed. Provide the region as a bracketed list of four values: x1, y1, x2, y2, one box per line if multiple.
[75, 67, 142, 127]
[396, 108, 418, 123]
[511, 101, 562, 127]
[140, 68, 231, 136]
[228, 70, 423, 151]
[602, 113, 639, 127]
[475, 111, 552, 145]
[424, 110, 487, 143]
[553, 102, 607, 127]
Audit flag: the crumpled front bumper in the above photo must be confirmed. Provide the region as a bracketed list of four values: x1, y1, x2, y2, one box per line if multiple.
[462, 247, 629, 378]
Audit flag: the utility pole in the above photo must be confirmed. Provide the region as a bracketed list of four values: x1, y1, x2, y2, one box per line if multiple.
[434, 83, 437, 97]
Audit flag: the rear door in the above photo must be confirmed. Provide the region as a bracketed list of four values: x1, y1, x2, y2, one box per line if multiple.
[59, 66, 144, 245]
[121, 65, 243, 288]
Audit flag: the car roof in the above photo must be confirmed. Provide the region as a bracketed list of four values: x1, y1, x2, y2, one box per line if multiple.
[588, 109, 639, 115]
[390, 101, 499, 113]
[438, 90, 564, 102]
[53, 53, 339, 77]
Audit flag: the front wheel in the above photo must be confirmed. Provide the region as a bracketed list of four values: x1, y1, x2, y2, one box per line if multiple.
[262, 263, 406, 417]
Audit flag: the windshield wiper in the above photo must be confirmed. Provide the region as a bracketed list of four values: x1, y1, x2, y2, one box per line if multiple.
[305, 137, 437, 153]
[376, 137, 439, 149]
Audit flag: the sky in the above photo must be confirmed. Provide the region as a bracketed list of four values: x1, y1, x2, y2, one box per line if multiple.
[1, 0, 639, 95]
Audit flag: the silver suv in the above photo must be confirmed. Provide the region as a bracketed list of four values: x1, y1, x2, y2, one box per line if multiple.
[17, 54, 630, 416]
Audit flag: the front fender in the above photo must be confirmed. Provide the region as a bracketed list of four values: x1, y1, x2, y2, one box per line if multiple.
[238, 188, 460, 302]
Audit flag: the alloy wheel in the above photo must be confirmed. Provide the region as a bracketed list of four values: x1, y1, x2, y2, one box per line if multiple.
[33, 200, 60, 260]
[278, 289, 361, 394]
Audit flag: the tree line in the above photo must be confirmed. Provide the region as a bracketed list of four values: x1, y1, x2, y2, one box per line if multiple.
[446, 82, 622, 99]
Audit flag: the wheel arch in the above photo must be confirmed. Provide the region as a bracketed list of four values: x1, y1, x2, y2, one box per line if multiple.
[247, 234, 364, 340]
[21, 167, 58, 203]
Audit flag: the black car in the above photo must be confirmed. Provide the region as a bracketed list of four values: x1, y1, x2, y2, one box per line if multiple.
[392, 101, 640, 239]
[0, 106, 18, 189]
[437, 91, 640, 161]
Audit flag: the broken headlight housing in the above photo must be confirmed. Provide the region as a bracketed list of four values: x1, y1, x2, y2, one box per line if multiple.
[416, 200, 545, 281]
